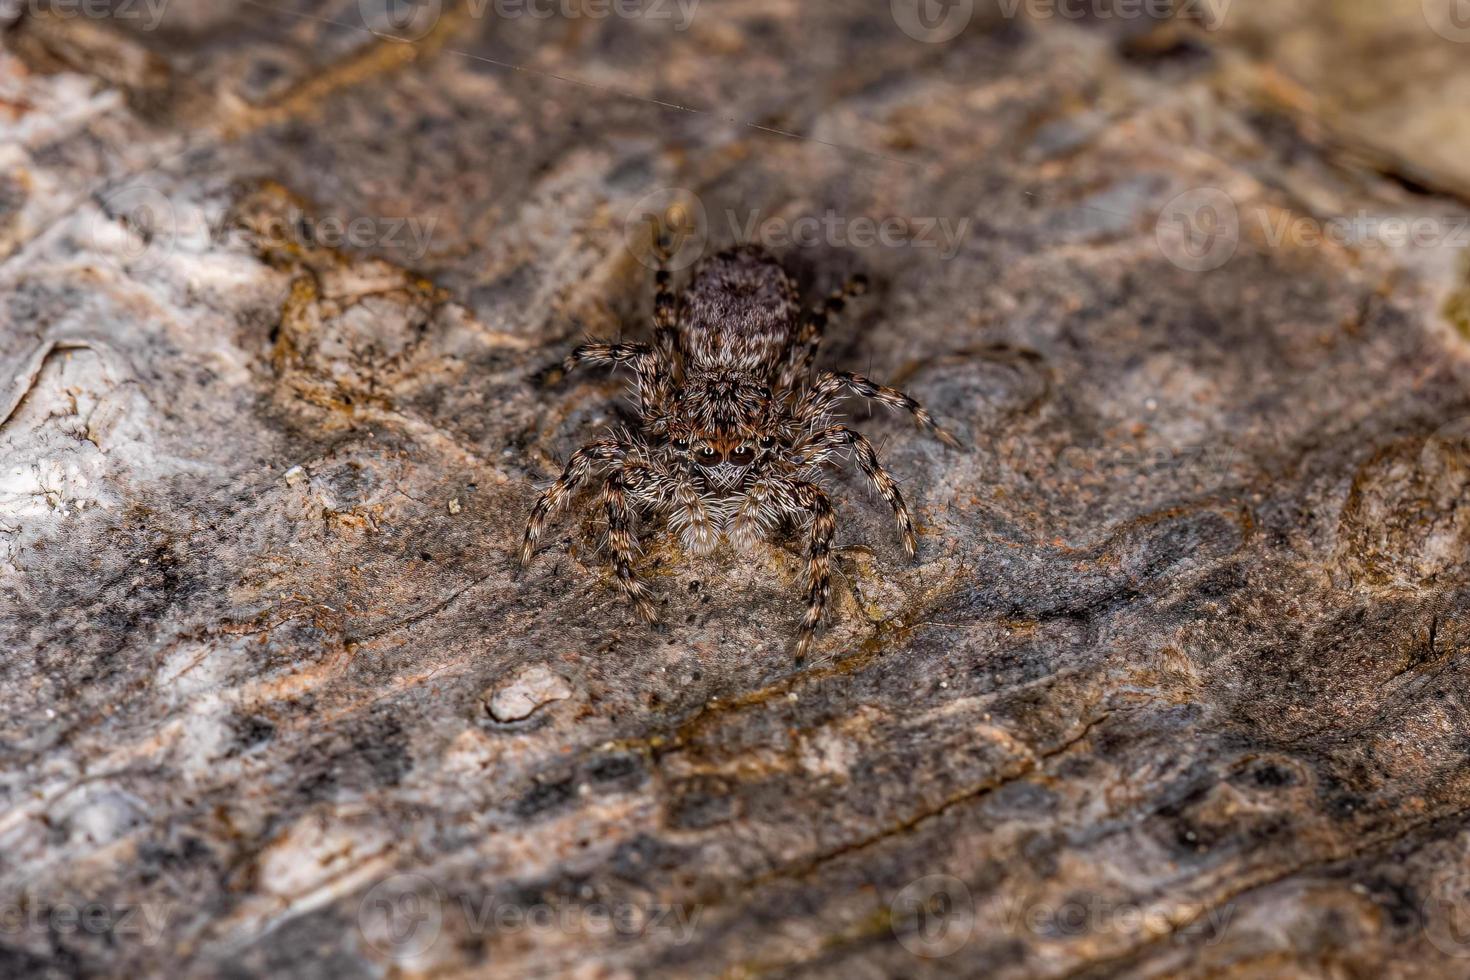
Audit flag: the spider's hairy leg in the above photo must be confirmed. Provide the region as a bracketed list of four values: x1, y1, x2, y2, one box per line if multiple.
[539, 340, 673, 414]
[777, 273, 869, 391]
[652, 238, 682, 372]
[600, 471, 657, 623]
[800, 425, 918, 558]
[520, 440, 624, 566]
[797, 370, 961, 448]
[546, 341, 651, 383]
[791, 482, 836, 660]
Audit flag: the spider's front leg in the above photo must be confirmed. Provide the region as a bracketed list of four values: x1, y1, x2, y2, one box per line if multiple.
[790, 481, 835, 660]
[795, 370, 961, 448]
[729, 477, 834, 656]
[599, 470, 657, 623]
[776, 273, 869, 391]
[535, 340, 647, 383]
[534, 342, 681, 430]
[652, 241, 683, 375]
[796, 425, 918, 558]
[520, 440, 624, 566]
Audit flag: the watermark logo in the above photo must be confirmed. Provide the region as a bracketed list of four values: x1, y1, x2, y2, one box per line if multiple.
[1424, 0, 1470, 43]
[360, 0, 442, 41]
[1423, 871, 1470, 957]
[1419, 416, 1470, 475]
[625, 187, 709, 271]
[91, 184, 178, 273]
[891, 0, 975, 42]
[358, 874, 443, 963]
[890, 874, 975, 957]
[1156, 187, 1239, 272]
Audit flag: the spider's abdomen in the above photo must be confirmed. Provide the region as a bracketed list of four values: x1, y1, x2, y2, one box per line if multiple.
[679, 246, 800, 375]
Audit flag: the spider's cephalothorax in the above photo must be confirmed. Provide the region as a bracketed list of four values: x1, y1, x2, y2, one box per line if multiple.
[521, 244, 958, 657]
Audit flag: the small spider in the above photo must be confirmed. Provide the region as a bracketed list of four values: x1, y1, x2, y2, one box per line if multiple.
[520, 243, 958, 657]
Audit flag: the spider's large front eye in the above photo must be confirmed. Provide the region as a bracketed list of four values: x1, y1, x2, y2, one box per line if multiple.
[696, 446, 720, 465]
[727, 445, 755, 466]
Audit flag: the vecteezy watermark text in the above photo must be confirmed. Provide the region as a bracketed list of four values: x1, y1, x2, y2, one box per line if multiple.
[995, 0, 1231, 29]
[358, 872, 702, 963]
[1255, 210, 1470, 251]
[728, 210, 972, 260]
[16, 0, 170, 31]
[622, 188, 973, 270]
[475, 0, 698, 28]
[889, 874, 1236, 959]
[247, 209, 441, 259]
[998, 893, 1234, 942]
[891, 0, 1230, 42]
[90, 184, 440, 271]
[1156, 186, 1470, 272]
[359, 0, 698, 41]
[1055, 442, 1238, 482]
[0, 895, 174, 947]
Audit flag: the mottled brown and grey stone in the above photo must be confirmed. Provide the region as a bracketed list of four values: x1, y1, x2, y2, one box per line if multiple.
[4, 2, 1470, 978]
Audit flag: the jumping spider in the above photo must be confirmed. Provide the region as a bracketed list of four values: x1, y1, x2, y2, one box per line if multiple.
[520, 243, 958, 657]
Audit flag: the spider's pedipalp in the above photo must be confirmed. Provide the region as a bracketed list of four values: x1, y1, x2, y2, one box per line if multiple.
[627, 458, 718, 557]
[799, 424, 917, 557]
[520, 439, 624, 566]
[666, 478, 718, 555]
[728, 478, 779, 552]
[796, 370, 960, 448]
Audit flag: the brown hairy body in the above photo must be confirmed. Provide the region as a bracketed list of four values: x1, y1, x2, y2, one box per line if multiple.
[521, 244, 957, 657]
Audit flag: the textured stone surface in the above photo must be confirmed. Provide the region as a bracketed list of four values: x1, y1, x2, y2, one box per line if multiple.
[4, 2, 1470, 977]
[1211, 0, 1470, 198]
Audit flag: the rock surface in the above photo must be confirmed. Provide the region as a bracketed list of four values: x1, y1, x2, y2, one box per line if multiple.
[4, 1, 1470, 977]
[486, 665, 573, 723]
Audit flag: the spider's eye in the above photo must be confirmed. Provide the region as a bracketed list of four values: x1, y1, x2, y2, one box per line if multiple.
[727, 446, 755, 466]
[758, 436, 776, 450]
[696, 446, 720, 465]
[672, 438, 689, 451]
